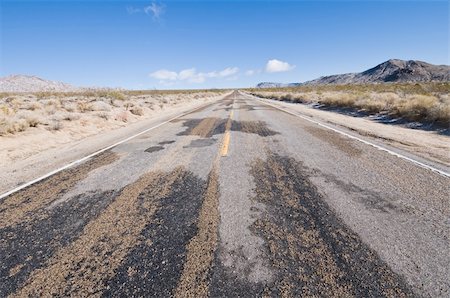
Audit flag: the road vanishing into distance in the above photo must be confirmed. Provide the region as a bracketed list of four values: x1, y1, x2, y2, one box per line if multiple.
[1, 91, 448, 297]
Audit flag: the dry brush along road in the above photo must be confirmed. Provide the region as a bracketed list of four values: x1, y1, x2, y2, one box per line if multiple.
[0, 91, 448, 297]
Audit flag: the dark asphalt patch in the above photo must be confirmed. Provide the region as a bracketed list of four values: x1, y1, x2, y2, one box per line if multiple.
[244, 153, 415, 297]
[213, 107, 232, 112]
[176, 118, 227, 138]
[0, 190, 121, 297]
[184, 138, 217, 148]
[220, 99, 234, 107]
[238, 104, 255, 111]
[231, 120, 279, 137]
[103, 169, 206, 297]
[158, 140, 175, 145]
[145, 146, 164, 153]
[177, 118, 279, 138]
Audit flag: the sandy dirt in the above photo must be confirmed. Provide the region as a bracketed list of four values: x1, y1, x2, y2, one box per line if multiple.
[0, 91, 225, 194]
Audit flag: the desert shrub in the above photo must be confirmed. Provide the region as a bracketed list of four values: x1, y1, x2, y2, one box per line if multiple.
[115, 111, 128, 122]
[130, 107, 144, 116]
[394, 94, 440, 121]
[97, 112, 110, 120]
[97, 90, 126, 101]
[44, 105, 57, 115]
[24, 102, 42, 111]
[77, 102, 93, 113]
[1, 105, 12, 116]
[320, 92, 357, 107]
[0, 118, 28, 135]
[90, 101, 112, 111]
[280, 94, 293, 101]
[62, 113, 81, 121]
[16, 111, 41, 127]
[124, 102, 134, 110]
[63, 102, 77, 112]
[47, 120, 62, 131]
[35, 91, 55, 99]
[112, 100, 123, 108]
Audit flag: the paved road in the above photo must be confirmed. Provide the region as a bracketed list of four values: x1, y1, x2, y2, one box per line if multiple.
[1, 91, 448, 297]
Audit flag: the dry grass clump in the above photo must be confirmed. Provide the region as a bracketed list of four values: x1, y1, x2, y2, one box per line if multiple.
[250, 83, 450, 125]
[90, 101, 111, 112]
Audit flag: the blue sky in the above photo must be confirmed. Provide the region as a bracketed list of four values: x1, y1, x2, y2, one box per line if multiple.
[1, 0, 448, 89]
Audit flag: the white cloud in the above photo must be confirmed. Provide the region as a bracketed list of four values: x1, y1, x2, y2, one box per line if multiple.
[216, 67, 239, 77]
[178, 68, 197, 80]
[265, 59, 295, 73]
[150, 69, 178, 80]
[149, 67, 239, 84]
[144, 2, 165, 20]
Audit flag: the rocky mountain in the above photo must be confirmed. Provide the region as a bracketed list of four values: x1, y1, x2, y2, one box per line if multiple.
[256, 82, 301, 88]
[256, 59, 450, 88]
[0, 75, 82, 92]
[304, 59, 450, 85]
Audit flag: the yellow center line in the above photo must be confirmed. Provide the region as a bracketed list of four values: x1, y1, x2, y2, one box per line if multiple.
[220, 103, 234, 157]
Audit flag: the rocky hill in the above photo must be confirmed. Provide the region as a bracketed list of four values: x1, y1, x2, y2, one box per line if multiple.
[256, 59, 450, 87]
[256, 82, 301, 88]
[0, 75, 81, 92]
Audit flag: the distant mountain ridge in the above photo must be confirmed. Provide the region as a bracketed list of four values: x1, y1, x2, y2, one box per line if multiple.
[0, 75, 82, 92]
[256, 82, 301, 88]
[256, 59, 450, 88]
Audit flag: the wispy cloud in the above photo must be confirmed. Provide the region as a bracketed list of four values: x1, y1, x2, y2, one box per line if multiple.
[150, 67, 239, 84]
[265, 59, 295, 73]
[144, 2, 165, 21]
[127, 2, 166, 21]
[126, 6, 142, 14]
[245, 69, 262, 76]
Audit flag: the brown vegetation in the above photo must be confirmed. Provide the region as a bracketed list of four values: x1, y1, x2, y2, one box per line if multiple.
[247, 83, 450, 125]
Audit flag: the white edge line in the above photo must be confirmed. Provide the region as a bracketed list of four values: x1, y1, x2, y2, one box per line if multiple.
[0, 101, 217, 200]
[245, 92, 450, 178]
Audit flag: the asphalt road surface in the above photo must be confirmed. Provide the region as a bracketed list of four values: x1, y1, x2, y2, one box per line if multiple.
[1, 91, 448, 297]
